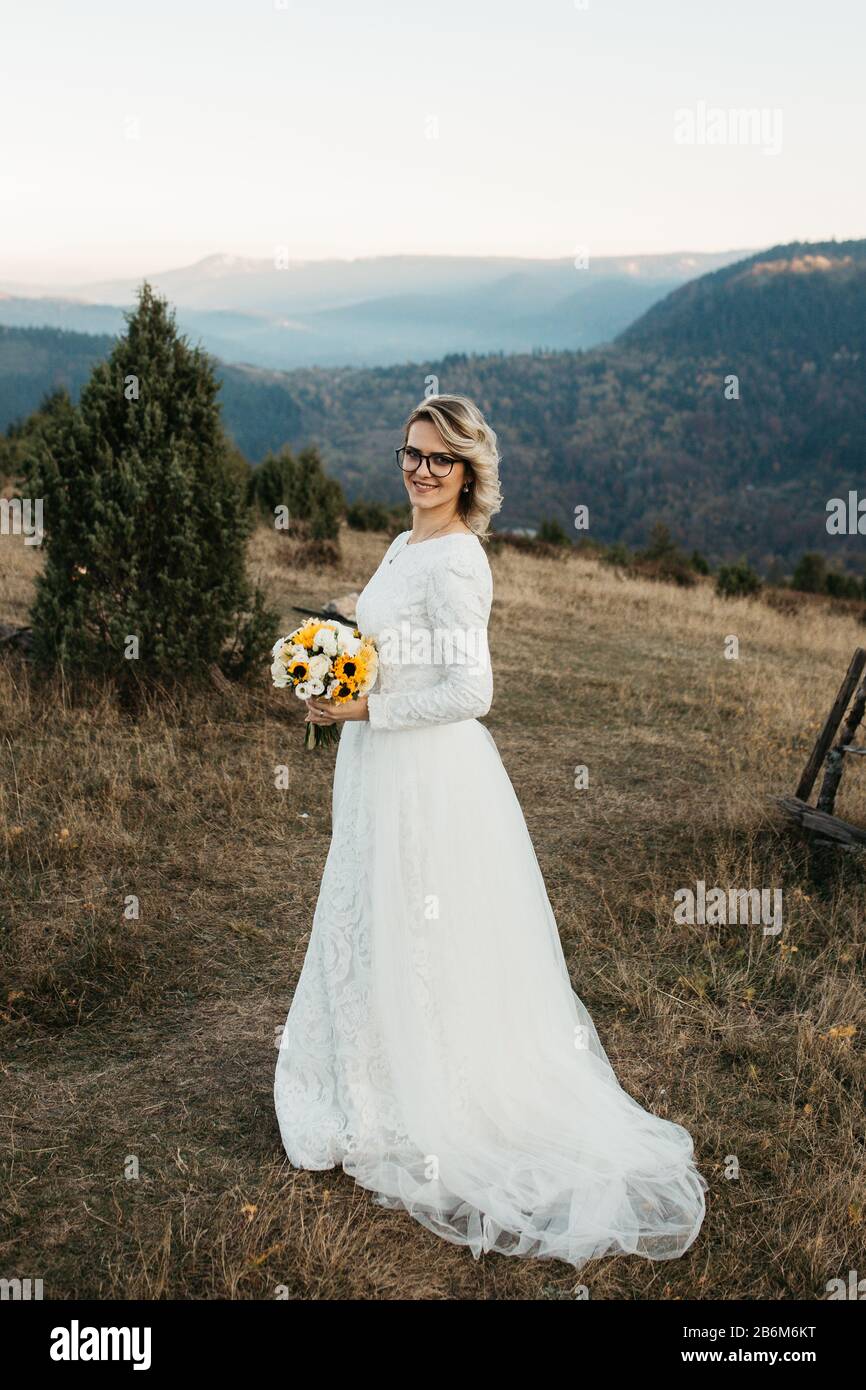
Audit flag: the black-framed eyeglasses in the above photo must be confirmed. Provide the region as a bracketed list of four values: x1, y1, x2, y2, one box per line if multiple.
[396, 445, 466, 477]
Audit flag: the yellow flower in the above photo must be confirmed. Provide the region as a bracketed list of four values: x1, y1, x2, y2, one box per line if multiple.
[332, 653, 360, 684]
[287, 657, 310, 683]
[289, 619, 323, 650]
[351, 642, 379, 693]
[330, 677, 359, 703]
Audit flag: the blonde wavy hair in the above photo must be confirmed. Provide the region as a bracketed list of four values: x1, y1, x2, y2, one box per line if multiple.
[402, 394, 503, 537]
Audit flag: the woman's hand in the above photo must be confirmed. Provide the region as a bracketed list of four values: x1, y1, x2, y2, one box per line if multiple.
[305, 695, 369, 726]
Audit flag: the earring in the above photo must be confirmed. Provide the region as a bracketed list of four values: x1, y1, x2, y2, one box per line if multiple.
[462, 483, 470, 492]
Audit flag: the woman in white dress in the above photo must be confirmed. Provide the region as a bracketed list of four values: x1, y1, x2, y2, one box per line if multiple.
[274, 395, 707, 1267]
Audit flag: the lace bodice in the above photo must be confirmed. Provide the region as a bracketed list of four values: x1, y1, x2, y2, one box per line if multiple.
[357, 531, 493, 732]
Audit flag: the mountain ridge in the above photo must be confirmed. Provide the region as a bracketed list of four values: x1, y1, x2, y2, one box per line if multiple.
[3, 238, 864, 572]
[0, 248, 752, 372]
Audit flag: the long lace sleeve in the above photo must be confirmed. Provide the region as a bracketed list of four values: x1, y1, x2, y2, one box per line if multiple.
[367, 545, 493, 731]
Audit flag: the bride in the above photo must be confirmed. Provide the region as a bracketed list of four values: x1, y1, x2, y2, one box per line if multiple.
[274, 394, 707, 1266]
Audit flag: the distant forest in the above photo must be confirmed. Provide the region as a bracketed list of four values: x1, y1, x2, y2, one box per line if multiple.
[2, 239, 865, 572]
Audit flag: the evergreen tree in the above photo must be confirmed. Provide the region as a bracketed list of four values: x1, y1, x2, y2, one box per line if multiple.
[716, 559, 761, 598]
[791, 552, 827, 594]
[248, 442, 343, 539]
[536, 517, 571, 547]
[26, 283, 276, 685]
[248, 443, 344, 541]
[641, 522, 679, 563]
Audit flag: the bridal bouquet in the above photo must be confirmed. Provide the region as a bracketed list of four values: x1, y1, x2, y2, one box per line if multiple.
[270, 618, 379, 750]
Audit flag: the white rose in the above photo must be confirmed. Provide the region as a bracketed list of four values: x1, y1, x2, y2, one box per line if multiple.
[307, 653, 330, 680]
[313, 625, 338, 656]
[334, 622, 361, 656]
[295, 681, 313, 699]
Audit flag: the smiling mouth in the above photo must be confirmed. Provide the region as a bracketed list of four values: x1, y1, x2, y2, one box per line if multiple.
[412, 479, 439, 492]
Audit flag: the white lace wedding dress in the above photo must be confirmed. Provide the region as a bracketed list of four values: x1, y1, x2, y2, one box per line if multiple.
[274, 531, 707, 1265]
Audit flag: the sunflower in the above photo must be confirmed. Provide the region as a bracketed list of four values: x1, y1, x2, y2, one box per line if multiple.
[289, 619, 323, 651]
[329, 677, 359, 703]
[332, 653, 359, 684]
[346, 645, 377, 693]
[287, 657, 310, 683]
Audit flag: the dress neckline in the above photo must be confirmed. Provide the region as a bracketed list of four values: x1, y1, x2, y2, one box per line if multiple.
[403, 529, 477, 549]
[390, 530, 478, 563]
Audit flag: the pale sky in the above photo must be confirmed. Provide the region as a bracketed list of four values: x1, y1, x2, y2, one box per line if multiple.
[2, 0, 864, 284]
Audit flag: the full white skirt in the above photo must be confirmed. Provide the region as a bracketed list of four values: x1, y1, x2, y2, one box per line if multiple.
[274, 718, 707, 1266]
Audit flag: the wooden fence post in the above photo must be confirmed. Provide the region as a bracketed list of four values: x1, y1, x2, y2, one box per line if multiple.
[816, 672, 866, 814]
[795, 648, 866, 801]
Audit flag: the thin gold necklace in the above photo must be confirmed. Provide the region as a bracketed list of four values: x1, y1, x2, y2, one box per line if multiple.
[406, 519, 456, 546]
[389, 520, 465, 563]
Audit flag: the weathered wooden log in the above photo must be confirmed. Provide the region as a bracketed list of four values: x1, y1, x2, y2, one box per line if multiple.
[777, 796, 866, 846]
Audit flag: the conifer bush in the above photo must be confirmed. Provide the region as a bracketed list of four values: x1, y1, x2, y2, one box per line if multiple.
[248, 444, 344, 544]
[26, 283, 276, 685]
[716, 558, 762, 598]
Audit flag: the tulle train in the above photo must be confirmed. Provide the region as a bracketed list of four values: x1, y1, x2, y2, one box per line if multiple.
[275, 717, 707, 1265]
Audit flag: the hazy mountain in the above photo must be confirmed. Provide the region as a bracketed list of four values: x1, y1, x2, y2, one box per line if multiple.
[0, 296, 273, 367]
[0, 249, 749, 371]
[46, 249, 750, 310]
[4, 239, 864, 572]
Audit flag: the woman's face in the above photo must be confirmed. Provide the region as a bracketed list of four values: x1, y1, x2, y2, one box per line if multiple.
[401, 418, 467, 516]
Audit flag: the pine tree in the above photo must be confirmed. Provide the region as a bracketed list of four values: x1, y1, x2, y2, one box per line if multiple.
[26, 283, 276, 685]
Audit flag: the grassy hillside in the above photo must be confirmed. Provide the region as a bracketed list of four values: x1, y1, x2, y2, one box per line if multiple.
[1, 526, 864, 1299]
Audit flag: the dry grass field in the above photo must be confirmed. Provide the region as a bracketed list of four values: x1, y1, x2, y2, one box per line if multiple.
[1, 523, 865, 1300]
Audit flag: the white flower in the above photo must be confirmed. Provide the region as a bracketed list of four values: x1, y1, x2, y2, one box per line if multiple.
[295, 681, 314, 699]
[313, 624, 338, 656]
[334, 622, 361, 656]
[270, 659, 290, 688]
[308, 678, 325, 696]
[271, 634, 291, 659]
[307, 652, 330, 681]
